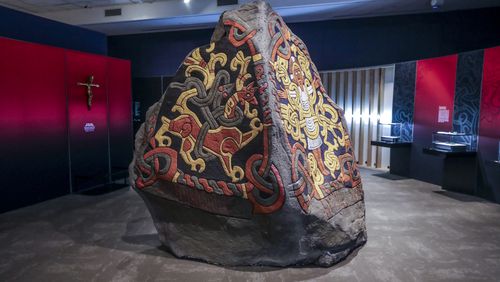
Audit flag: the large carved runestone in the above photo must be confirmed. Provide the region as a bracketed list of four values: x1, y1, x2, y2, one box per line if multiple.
[129, 0, 366, 267]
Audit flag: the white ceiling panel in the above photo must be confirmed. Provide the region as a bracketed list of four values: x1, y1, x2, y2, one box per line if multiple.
[0, 0, 163, 13]
[1, 0, 499, 35]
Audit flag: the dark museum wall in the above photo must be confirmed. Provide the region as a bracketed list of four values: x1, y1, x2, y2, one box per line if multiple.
[108, 7, 500, 77]
[108, 59, 134, 181]
[0, 37, 132, 213]
[108, 7, 500, 203]
[0, 5, 107, 55]
[392, 46, 500, 203]
[131, 76, 172, 133]
[478, 47, 500, 203]
[109, 7, 500, 136]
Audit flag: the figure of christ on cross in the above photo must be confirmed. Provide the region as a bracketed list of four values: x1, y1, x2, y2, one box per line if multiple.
[77, 75, 100, 110]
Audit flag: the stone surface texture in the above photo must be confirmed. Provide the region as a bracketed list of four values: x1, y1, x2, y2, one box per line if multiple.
[129, 0, 366, 267]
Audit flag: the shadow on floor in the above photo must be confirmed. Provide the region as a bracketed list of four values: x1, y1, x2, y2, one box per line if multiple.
[121, 231, 365, 278]
[373, 172, 408, 181]
[433, 190, 489, 203]
[121, 233, 160, 248]
[79, 183, 129, 196]
[220, 244, 364, 274]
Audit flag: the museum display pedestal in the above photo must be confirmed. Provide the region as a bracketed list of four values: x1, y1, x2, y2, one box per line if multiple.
[482, 160, 500, 202]
[485, 160, 500, 168]
[423, 148, 478, 195]
[371, 141, 412, 177]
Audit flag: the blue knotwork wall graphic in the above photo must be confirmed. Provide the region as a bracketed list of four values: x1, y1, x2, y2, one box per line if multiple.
[453, 50, 484, 150]
[392, 62, 416, 142]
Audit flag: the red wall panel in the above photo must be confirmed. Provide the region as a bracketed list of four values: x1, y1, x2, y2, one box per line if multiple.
[414, 55, 458, 141]
[411, 54, 458, 184]
[479, 47, 500, 140]
[0, 37, 69, 212]
[0, 37, 132, 211]
[0, 38, 67, 135]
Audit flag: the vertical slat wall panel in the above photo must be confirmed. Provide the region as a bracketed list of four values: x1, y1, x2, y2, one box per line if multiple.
[369, 69, 382, 168]
[366, 70, 380, 167]
[320, 73, 327, 92]
[320, 65, 394, 169]
[327, 73, 333, 99]
[338, 72, 345, 109]
[324, 72, 330, 96]
[375, 69, 384, 168]
[346, 72, 353, 134]
[344, 72, 350, 115]
[366, 70, 374, 167]
[360, 70, 370, 166]
[332, 73, 340, 103]
[380, 68, 394, 168]
[352, 71, 361, 164]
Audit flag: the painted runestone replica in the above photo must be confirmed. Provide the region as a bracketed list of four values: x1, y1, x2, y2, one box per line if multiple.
[130, 0, 366, 267]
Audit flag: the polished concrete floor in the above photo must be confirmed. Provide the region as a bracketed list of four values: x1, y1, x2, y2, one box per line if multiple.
[1, 168, 500, 282]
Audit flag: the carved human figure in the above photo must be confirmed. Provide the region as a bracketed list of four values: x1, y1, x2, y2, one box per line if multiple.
[77, 75, 99, 110]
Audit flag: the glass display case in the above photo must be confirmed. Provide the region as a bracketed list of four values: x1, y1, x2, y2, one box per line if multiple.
[377, 122, 402, 143]
[431, 131, 474, 152]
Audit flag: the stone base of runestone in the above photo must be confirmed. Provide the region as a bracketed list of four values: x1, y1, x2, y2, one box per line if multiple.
[137, 186, 367, 267]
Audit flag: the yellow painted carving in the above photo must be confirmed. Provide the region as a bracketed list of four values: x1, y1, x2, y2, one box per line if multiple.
[307, 153, 325, 199]
[277, 41, 351, 199]
[184, 46, 227, 89]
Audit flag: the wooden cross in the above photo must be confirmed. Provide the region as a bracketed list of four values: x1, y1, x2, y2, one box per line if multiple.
[77, 75, 100, 110]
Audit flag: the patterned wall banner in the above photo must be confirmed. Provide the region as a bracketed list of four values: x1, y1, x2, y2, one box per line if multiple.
[452, 50, 484, 150]
[392, 62, 416, 142]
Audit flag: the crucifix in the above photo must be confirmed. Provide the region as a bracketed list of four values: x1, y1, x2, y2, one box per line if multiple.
[77, 75, 100, 110]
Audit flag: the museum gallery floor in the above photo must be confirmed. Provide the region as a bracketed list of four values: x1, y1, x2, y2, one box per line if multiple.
[0, 168, 499, 281]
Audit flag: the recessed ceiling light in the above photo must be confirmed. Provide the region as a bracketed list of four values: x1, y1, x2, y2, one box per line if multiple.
[431, 0, 444, 9]
[184, 0, 190, 4]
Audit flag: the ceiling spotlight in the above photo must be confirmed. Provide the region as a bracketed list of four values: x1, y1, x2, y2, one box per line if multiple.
[184, 0, 190, 4]
[431, 0, 444, 9]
